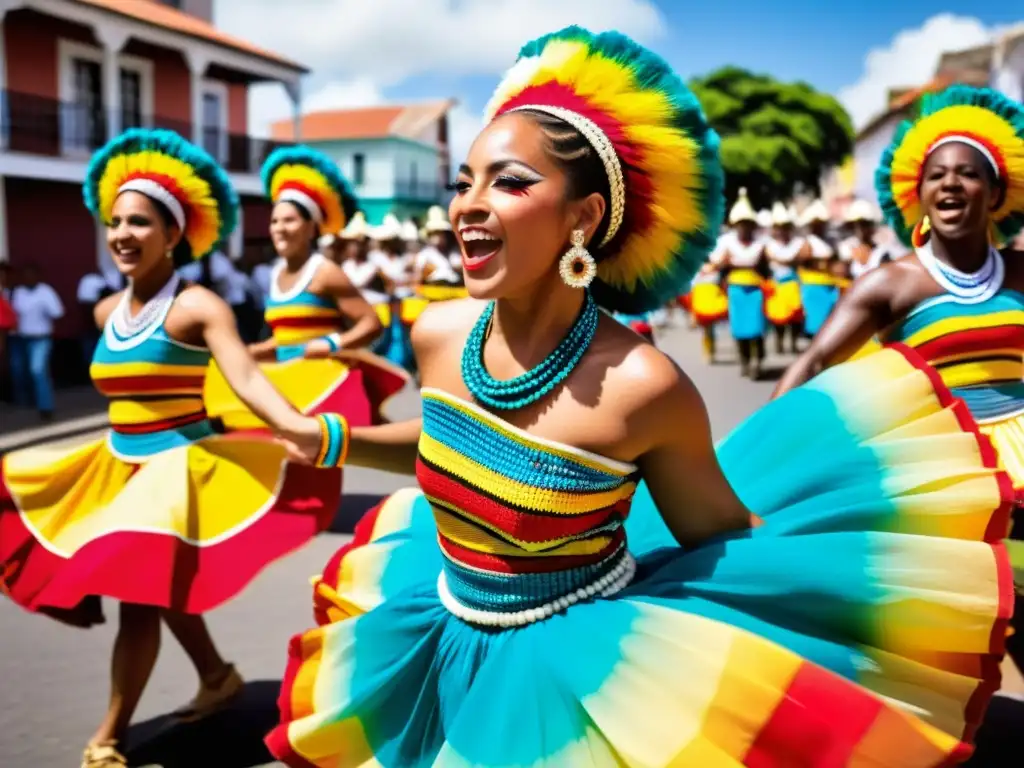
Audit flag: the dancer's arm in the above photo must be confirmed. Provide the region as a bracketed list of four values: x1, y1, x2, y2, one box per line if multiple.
[303, 262, 383, 358]
[773, 268, 892, 397]
[182, 288, 321, 456]
[247, 337, 278, 362]
[630, 349, 760, 548]
[345, 418, 423, 474]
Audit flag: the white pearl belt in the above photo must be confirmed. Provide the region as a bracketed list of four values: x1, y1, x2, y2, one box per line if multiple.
[437, 552, 637, 628]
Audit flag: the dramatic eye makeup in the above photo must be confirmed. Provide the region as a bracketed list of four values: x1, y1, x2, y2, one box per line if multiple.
[448, 161, 543, 195]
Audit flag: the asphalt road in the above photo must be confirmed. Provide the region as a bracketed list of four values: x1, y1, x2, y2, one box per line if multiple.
[1, 318, 1019, 767]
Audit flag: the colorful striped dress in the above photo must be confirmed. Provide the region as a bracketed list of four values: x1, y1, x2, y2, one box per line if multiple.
[0, 289, 340, 615]
[204, 254, 407, 432]
[266, 347, 1013, 767]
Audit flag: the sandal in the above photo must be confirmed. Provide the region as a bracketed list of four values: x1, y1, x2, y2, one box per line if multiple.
[171, 663, 243, 722]
[81, 741, 126, 767]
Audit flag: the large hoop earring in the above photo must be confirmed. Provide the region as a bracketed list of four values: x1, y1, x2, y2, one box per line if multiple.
[558, 229, 596, 289]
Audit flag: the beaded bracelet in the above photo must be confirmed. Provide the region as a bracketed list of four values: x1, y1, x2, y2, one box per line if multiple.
[314, 413, 350, 468]
[322, 332, 343, 352]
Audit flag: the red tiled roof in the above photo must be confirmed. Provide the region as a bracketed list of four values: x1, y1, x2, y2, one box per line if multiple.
[76, 0, 306, 72]
[271, 100, 455, 142]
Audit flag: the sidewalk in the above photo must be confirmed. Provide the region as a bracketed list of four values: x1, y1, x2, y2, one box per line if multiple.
[0, 386, 108, 453]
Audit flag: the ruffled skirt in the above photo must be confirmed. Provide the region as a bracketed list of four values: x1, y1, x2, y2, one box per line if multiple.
[687, 283, 729, 326]
[765, 277, 803, 327]
[0, 431, 339, 615]
[266, 346, 1014, 767]
[204, 354, 408, 432]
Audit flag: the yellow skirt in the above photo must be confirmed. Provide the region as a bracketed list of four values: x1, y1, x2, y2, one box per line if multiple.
[0, 432, 339, 614]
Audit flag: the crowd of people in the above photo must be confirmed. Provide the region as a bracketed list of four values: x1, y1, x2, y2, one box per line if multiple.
[0, 22, 1020, 768]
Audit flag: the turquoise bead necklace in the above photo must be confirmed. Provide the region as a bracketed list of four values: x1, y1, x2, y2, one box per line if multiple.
[462, 291, 599, 410]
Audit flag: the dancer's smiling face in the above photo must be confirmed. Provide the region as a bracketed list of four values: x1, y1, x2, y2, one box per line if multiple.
[919, 141, 1003, 244]
[448, 111, 606, 300]
[271, 201, 317, 261]
[106, 191, 183, 279]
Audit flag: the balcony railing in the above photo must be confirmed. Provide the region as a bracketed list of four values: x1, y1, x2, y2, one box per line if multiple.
[392, 179, 445, 202]
[0, 90, 291, 175]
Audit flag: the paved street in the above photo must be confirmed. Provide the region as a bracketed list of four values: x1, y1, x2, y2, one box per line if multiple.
[1, 319, 1019, 766]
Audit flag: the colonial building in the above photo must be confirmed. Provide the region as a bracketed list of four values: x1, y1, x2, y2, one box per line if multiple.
[0, 0, 305, 344]
[271, 100, 455, 225]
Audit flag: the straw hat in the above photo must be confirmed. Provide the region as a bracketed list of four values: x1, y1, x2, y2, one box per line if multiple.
[844, 199, 879, 223]
[373, 213, 403, 241]
[423, 205, 452, 233]
[799, 200, 830, 227]
[339, 211, 370, 240]
[728, 188, 757, 225]
[756, 208, 772, 229]
[770, 202, 792, 226]
[400, 220, 420, 242]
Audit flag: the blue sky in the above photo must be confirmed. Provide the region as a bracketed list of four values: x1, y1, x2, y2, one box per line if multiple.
[386, 1, 1020, 116]
[222, 0, 1021, 145]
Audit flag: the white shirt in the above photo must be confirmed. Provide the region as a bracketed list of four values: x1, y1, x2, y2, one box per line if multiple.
[710, 231, 765, 268]
[77, 272, 121, 304]
[415, 245, 458, 284]
[765, 237, 804, 279]
[177, 252, 245, 304]
[343, 259, 388, 305]
[12, 283, 64, 336]
[252, 263, 274, 298]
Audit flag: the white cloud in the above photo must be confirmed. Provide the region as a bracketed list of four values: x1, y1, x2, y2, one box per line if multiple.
[219, 0, 664, 88]
[837, 14, 998, 130]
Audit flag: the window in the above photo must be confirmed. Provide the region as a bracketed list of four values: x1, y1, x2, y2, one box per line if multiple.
[352, 153, 365, 185]
[410, 162, 417, 187]
[120, 68, 142, 130]
[71, 58, 104, 151]
[202, 90, 224, 159]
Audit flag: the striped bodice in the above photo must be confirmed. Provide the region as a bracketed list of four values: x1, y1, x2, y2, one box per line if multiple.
[265, 254, 342, 361]
[92, 301, 215, 460]
[416, 388, 639, 613]
[885, 289, 1024, 423]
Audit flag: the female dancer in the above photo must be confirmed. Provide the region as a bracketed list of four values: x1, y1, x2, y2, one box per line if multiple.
[205, 147, 406, 431]
[0, 129, 330, 767]
[715, 189, 768, 378]
[776, 84, 1023, 694]
[266, 30, 1012, 767]
[797, 199, 841, 337]
[684, 261, 729, 362]
[764, 202, 804, 354]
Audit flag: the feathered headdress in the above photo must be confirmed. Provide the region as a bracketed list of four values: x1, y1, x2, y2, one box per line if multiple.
[261, 145, 357, 236]
[83, 128, 237, 263]
[875, 85, 1024, 247]
[484, 26, 724, 313]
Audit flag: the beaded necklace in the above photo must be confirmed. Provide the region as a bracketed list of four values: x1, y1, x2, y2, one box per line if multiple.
[461, 292, 599, 410]
[916, 242, 1003, 304]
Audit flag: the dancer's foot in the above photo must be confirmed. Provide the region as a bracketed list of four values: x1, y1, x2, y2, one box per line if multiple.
[171, 663, 243, 722]
[81, 741, 126, 768]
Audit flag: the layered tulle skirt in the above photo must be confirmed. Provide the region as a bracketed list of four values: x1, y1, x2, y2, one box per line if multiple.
[204, 353, 408, 433]
[266, 345, 1014, 767]
[0, 430, 340, 615]
[686, 282, 729, 326]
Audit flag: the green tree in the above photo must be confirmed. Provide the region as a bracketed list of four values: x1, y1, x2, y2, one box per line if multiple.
[690, 67, 854, 209]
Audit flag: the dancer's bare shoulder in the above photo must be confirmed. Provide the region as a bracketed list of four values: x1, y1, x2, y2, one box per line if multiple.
[411, 297, 487, 377]
[93, 291, 124, 328]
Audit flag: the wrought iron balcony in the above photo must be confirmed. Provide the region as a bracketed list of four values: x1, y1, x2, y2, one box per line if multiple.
[0, 89, 290, 175]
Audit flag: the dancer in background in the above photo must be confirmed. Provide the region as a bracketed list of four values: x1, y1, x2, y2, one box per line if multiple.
[205, 147, 405, 433]
[0, 129, 334, 768]
[714, 188, 768, 378]
[775, 84, 1023, 698]
[686, 261, 729, 362]
[764, 202, 804, 354]
[266, 30, 1010, 767]
[839, 199, 888, 280]
[796, 198, 840, 338]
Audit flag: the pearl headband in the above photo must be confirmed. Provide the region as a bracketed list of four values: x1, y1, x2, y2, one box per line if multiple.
[118, 178, 186, 230]
[277, 188, 324, 224]
[928, 136, 1001, 179]
[509, 104, 625, 247]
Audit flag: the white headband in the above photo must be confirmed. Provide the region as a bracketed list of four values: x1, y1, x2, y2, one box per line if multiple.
[277, 188, 324, 224]
[509, 104, 625, 247]
[118, 178, 186, 230]
[928, 136, 1001, 179]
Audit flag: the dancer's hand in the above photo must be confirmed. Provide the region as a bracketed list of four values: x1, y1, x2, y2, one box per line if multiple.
[278, 416, 324, 465]
[303, 339, 333, 359]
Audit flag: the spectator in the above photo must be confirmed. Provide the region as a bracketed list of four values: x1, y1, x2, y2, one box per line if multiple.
[9, 263, 64, 421]
[0, 289, 14, 365]
[0, 262, 11, 299]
